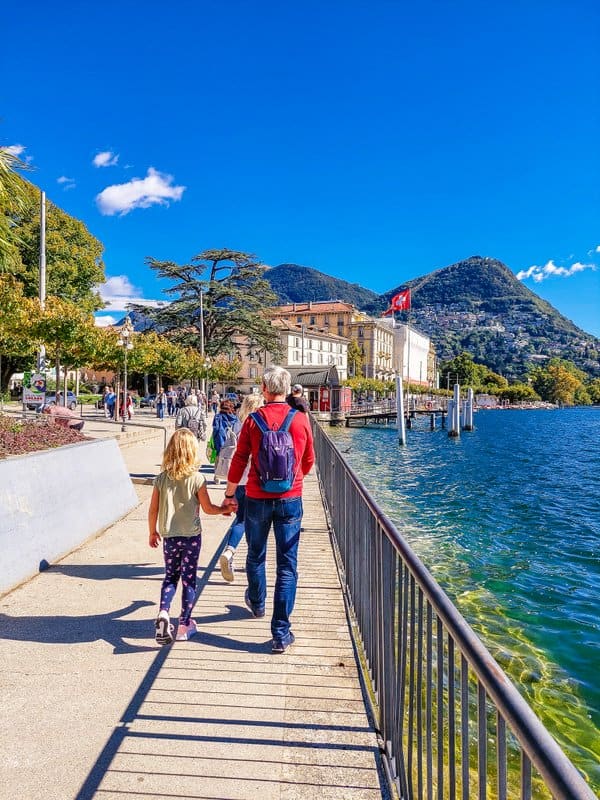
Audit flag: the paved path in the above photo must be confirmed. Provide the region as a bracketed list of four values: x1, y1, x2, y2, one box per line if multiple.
[0, 424, 385, 799]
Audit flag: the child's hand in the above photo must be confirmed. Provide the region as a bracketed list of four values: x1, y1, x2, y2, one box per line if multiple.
[220, 500, 235, 516]
[149, 531, 162, 548]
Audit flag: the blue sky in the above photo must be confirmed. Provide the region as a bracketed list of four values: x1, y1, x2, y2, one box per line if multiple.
[3, 1, 599, 336]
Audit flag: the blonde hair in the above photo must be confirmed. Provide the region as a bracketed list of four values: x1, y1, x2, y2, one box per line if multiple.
[238, 393, 264, 423]
[162, 429, 200, 480]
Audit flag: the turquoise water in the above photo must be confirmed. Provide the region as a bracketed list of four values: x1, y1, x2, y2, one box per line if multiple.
[328, 408, 600, 789]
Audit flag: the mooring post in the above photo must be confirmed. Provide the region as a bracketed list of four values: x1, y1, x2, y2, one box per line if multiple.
[449, 384, 460, 437]
[430, 412, 435, 430]
[396, 376, 406, 445]
[464, 387, 474, 430]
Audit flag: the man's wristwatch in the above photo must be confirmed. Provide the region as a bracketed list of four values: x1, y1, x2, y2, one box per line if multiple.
[225, 494, 235, 499]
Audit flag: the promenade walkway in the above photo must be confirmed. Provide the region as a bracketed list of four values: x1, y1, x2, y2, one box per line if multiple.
[0, 415, 386, 799]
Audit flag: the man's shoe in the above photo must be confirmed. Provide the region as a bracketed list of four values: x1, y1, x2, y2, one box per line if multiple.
[219, 549, 235, 583]
[244, 588, 265, 618]
[176, 619, 198, 641]
[155, 610, 174, 646]
[272, 632, 295, 654]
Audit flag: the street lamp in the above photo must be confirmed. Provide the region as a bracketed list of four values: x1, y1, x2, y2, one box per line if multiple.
[202, 355, 211, 396]
[117, 318, 134, 432]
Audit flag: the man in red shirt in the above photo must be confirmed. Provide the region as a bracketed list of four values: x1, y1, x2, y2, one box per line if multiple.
[224, 366, 315, 653]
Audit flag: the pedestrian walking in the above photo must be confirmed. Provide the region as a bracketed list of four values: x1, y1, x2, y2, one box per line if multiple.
[105, 386, 116, 419]
[210, 390, 220, 414]
[148, 429, 230, 645]
[175, 394, 207, 441]
[212, 399, 241, 485]
[155, 389, 166, 419]
[223, 366, 314, 654]
[286, 383, 310, 413]
[218, 393, 264, 583]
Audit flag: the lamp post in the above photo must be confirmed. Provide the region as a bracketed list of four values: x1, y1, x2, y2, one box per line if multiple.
[203, 355, 211, 397]
[117, 318, 134, 432]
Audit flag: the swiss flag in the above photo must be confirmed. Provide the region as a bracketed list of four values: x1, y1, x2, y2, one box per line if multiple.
[382, 289, 411, 316]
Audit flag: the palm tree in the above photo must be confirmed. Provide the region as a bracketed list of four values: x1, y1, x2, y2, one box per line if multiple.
[0, 145, 30, 270]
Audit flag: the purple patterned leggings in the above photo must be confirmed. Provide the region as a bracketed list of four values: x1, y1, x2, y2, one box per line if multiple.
[160, 534, 201, 623]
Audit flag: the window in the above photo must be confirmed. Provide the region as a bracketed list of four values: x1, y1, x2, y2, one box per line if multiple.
[297, 316, 302, 323]
[293, 350, 300, 362]
[310, 316, 315, 325]
[307, 352, 313, 363]
[294, 337, 300, 347]
[358, 327, 364, 338]
[250, 366, 257, 378]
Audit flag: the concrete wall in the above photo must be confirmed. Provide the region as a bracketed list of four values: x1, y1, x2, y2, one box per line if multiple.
[0, 438, 138, 595]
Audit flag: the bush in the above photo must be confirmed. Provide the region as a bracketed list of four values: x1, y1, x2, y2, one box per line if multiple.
[0, 415, 87, 458]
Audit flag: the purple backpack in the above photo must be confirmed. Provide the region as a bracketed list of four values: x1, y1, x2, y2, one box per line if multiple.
[250, 408, 298, 492]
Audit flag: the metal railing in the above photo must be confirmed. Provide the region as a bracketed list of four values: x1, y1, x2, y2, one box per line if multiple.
[311, 419, 595, 800]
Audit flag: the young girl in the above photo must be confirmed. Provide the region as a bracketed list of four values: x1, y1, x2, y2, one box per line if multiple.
[218, 393, 264, 582]
[148, 428, 228, 645]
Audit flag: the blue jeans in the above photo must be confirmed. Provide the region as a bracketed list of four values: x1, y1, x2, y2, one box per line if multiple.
[245, 495, 303, 640]
[225, 485, 247, 550]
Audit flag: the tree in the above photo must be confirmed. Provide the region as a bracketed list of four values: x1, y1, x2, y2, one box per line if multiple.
[497, 383, 540, 403]
[130, 248, 281, 361]
[530, 359, 586, 405]
[347, 339, 364, 378]
[0, 275, 40, 391]
[0, 175, 106, 386]
[586, 378, 600, 405]
[0, 146, 31, 271]
[7, 178, 105, 309]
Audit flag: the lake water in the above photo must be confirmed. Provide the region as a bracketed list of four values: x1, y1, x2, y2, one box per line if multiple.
[327, 407, 600, 790]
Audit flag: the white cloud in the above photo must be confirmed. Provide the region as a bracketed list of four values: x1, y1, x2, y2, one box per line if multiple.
[95, 167, 186, 216]
[57, 175, 76, 190]
[517, 259, 597, 283]
[2, 144, 25, 156]
[94, 315, 119, 327]
[596, 245, 600, 253]
[96, 274, 167, 312]
[93, 150, 119, 167]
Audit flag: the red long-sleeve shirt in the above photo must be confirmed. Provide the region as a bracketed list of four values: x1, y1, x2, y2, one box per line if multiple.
[227, 402, 315, 499]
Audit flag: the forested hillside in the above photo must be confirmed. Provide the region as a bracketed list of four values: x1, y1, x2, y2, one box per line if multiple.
[266, 256, 600, 380]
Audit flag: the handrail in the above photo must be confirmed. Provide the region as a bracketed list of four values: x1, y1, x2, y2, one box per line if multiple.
[311, 418, 595, 800]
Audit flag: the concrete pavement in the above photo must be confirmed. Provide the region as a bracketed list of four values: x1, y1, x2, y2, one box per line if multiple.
[0, 416, 385, 799]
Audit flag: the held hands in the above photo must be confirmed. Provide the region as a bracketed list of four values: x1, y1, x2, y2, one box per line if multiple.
[149, 531, 162, 548]
[221, 496, 238, 516]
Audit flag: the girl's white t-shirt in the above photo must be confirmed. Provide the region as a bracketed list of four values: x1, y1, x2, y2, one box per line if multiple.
[154, 471, 205, 537]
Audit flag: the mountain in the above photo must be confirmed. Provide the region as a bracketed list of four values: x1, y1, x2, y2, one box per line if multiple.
[266, 257, 600, 380]
[266, 263, 379, 309]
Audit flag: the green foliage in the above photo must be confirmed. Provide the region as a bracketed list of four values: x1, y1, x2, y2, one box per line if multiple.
[529, 359, 587, 405]
[131, 248, 281, 362]
[2, 177, 105, 310]
[496, 383, 540, 402]
[586, 378, 600, 404]
[266, 263, 379, 308]
[347, 339, 364, 378]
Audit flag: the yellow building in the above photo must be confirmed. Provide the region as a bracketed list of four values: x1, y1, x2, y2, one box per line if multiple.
[268, 301, 394, 380]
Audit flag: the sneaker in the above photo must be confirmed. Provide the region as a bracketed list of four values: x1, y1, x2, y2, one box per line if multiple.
[155, 610, 174, 646]
[244, 588, 265, 618]
[176, 619, 198, 641]
[219, 549, 235, 583]
[272, 632, 295, 654]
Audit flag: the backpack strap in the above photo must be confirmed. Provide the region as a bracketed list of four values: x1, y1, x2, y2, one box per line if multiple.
[251, 408, 297, 433]
[280, 409, 297, 432]
[250, 411, 269, 433]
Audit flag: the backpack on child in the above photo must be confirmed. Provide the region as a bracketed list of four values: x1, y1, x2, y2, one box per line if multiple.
[250, 408, 297, 493]
[214, 424, 239, 479]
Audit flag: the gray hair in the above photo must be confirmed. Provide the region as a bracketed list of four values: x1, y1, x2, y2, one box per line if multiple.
[184, 394, 198, 407]
[262, 366, 291, 397]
